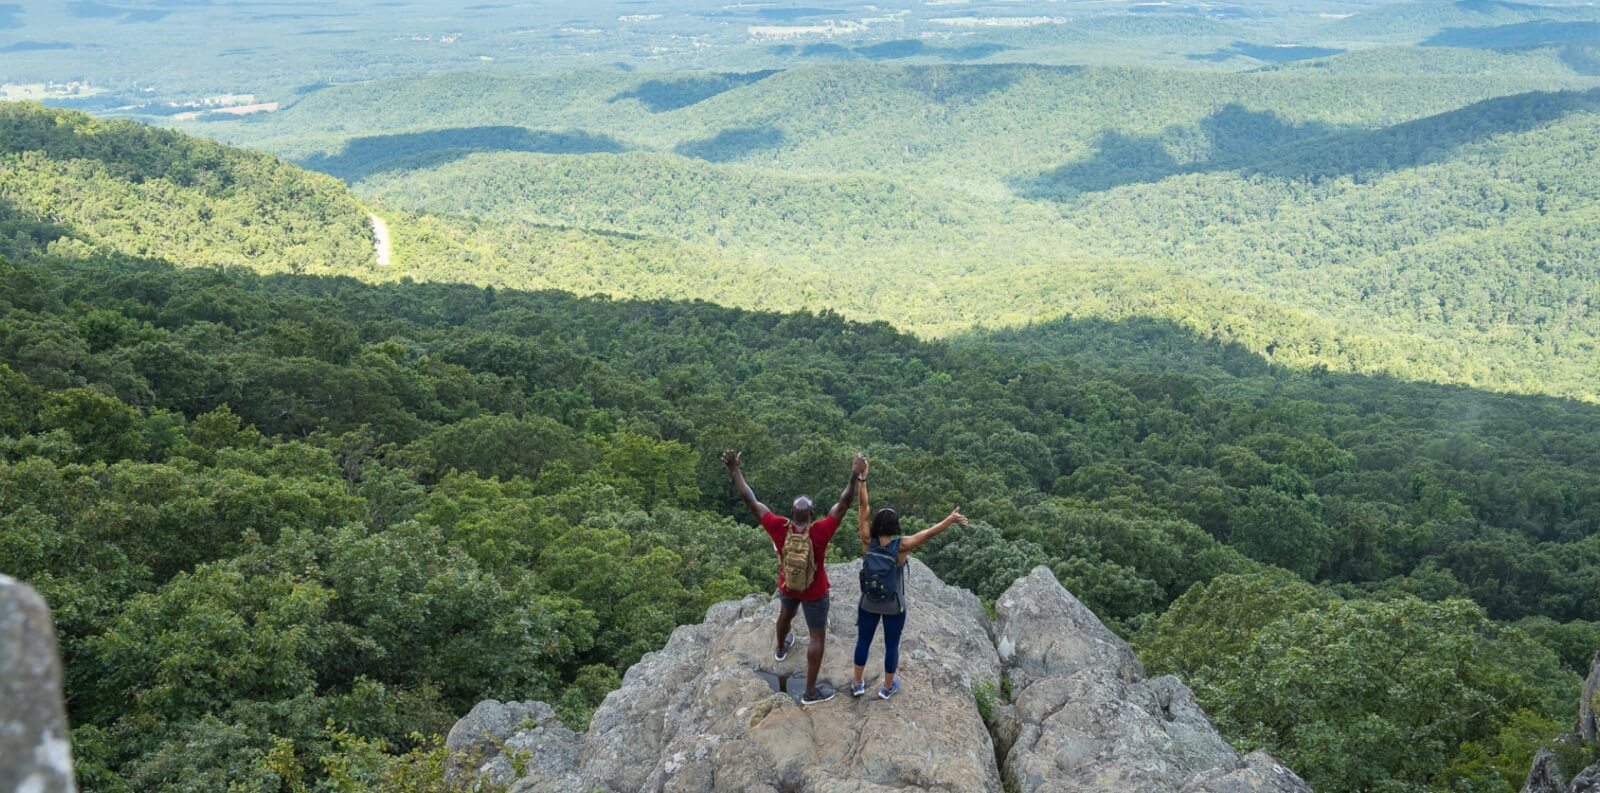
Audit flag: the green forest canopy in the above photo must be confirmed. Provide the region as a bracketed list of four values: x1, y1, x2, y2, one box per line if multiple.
[184, 60, 1600, 401]
[2, 99, 1600, 791]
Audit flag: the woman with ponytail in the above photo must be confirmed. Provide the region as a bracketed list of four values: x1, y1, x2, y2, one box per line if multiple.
[849, 457, 967, 700]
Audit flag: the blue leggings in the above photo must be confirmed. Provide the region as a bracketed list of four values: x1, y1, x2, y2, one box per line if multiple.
[854, 607, 907, 674]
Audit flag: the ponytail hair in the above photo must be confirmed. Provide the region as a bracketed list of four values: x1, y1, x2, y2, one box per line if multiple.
[870, 507, 901, 538]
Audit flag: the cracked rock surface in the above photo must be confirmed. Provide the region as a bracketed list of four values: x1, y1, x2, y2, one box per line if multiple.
[451, 563, 1310, 793]
[1, 574, 78, 793]
[996, 567, 1309, 793]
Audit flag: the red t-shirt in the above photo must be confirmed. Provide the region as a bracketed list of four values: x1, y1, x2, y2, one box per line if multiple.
[761, 512, 838, 602]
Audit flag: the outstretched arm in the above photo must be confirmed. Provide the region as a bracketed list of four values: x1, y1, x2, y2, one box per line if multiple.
[827, 453, 868, 524]
[722, 450, 771, 520]
[857, 458, 872, 553]
[900, 507, 968, 554]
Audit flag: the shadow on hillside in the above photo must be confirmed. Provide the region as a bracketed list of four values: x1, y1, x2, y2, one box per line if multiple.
[1187, 41, 1345, 63]
[1423, 20, 1600, 48]
[960, 314, 1600, 429]
[1015, 88, 1600, 200]
[609, 71, 781, 113]
[903, 64, 1071, 105]
[674, 126, 785, 163]
[301, 126, 628, 182]
[5, 184, 1597, 452]
[1016, 104, 1336, 198]
[17, 237, 1597, 439]
[1561, 44, 1600, 75]
[793, 42, 851, 59]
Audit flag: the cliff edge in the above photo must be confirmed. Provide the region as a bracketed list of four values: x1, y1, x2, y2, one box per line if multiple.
[448, 562, 1311, 793]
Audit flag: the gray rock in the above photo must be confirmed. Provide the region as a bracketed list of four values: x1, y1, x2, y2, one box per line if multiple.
[995, 566, 1311, 793]
[1183, 751, 1320, 793]
[1572, 765, 1600, 793]
[445, 700, 581, 789]
[1581, 652, 1599, 744]
[1523, 750, 1567, 793]
[995, 565, 1143, 687]
[581, 557, 1003, 793]
[1, 574, 78, 793]
[1516, 648, 1600, 793]
[452, 562, 1312, 793]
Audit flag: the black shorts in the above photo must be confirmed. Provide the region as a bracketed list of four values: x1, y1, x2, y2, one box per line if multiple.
[778, 592, 830, 630]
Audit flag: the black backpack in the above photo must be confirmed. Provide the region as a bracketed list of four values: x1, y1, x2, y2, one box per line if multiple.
[859, 537, 905, 615]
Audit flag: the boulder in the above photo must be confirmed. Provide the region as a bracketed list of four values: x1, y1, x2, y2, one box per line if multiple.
[1572, 765, 1600, 793]
[453, 561, 1312, 793]
[995, 566, 1311, 793]
[445, 700, 582, 790]
[576, 557, 1002, 793]
[0, 574, 78, 793]
[1523, 750, 1568, 793]
[1581, 652, 1599, 744]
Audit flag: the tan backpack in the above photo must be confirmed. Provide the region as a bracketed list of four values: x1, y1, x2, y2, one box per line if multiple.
[780, 521, 817, 595]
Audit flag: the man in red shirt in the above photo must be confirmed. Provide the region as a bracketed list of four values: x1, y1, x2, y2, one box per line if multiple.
[722, 449, 867, 705]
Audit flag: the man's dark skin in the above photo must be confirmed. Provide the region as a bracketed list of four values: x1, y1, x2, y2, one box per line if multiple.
[722, 450, 867, 699]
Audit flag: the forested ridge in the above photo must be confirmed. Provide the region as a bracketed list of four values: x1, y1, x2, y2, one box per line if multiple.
[184, 60, 1600, 401]
[1, 100, 1600, 792]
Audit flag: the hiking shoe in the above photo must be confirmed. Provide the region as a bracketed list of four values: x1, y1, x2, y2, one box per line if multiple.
[879, 680, 901, 700]
[850, 681, 866, 698]
[774, 633, 795, 662]
[801, 687, 836, 706]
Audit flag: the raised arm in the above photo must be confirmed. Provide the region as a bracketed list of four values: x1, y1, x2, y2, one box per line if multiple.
[722, 450, 771, 520]
[900, 507, 968, 555]
[827, 453, 868, 524]
[857, 458, 872, 553]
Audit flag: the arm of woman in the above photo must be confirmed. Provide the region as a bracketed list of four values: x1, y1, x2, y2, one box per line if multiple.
[899, 507, 967, 555]
[857, 461, 872, 554]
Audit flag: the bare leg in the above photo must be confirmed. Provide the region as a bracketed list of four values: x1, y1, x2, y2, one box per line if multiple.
[853, 664, 865, 686]
[775, 604, 797, 655]
[883, 670, 896, 690]
[805, 627, 826, 696]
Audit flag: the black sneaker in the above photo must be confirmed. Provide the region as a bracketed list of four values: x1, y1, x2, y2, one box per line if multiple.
[774, 633, 795, 662]
[800, 686, 836, 706]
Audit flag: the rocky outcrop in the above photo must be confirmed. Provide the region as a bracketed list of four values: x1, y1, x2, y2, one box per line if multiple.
[1521, 749, 1600, 793]
[994, 567, 1309, 793]
[1, 575, 78, 793]
[1520, 651, 1600, 793]
[1581, 652, 1599, 744]
[450, 563, 1311, 793]
[450, 557, 1002, 792]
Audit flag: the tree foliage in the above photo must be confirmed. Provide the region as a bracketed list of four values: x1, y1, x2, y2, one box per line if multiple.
[0, 101, 1597, 792]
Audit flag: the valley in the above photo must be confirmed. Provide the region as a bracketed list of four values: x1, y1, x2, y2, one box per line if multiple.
[184, 60, 1600, 400]
[4, 2, 1600, 792]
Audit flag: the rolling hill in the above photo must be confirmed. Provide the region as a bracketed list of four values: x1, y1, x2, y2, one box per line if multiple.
[167, 60, 1600, 401]
[5, 59, 1600, 793]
